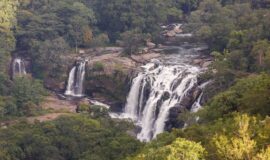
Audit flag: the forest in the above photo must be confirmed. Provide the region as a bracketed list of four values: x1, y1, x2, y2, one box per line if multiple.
[0, 0, 270, 159]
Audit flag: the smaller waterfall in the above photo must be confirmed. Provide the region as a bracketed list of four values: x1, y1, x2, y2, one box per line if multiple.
[124, 74, 144, 120]
[65, 60, 86, 97]
[12, 58, 27, 77]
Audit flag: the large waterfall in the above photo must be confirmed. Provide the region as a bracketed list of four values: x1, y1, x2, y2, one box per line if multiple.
[123, 46, 206, 142]
[12, 58, 27, 77]
[65, 61, 86, 97]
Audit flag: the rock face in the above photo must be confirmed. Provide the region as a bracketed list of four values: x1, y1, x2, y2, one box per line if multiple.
[42, 47, 161, 112]
[43, 48, 158, 111]
[85, 51, 161, 112]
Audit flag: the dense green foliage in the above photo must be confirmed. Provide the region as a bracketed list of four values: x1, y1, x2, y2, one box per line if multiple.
[0, 115, 142, 160]
[129, 138, 206, 160]
[1, 0, 270, 160]
[0, 0, 18, 73]
[199, 74, 270, 122]
[87, 0, 182, 41]
[0, 77, 46, 119]
[13, 0, 193, 77]
[132, 114, 270, 160]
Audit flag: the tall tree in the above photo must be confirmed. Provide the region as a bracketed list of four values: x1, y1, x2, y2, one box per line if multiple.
[0, 0, 18, 73]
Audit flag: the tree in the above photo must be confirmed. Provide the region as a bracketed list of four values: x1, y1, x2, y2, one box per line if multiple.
[31, 37, 69, 79]
[120, 29, 145, 55]
[0, 0, 18, 73]
[251, 40, 270, 71]
[0, 0, 18, 32]
[0, 115, 142, 160]
[16, 0, 96, 50]
[90, 0, 182, 41]
[211, 114, 270, 160]
[199, 74, 270, 122]
[253, 146, 270, 160]
[90, 33, 109, 48]
[212, 114, 256, 160]
[131, 138, 206, 160]
[11, 77, 45, 110]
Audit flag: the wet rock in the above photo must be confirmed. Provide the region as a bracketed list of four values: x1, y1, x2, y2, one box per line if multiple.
[180, 86, 202, 110]
[165, 106, 185, 131]
[161, 91, 171, 101]
[109, 101, 124, 112]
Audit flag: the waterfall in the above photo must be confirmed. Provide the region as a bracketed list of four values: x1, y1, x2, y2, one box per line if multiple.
[124, 74, 144, 120]
[12, 58, 27, 77]
[65, 61, 86, 97]
[123, 45, 207, 142]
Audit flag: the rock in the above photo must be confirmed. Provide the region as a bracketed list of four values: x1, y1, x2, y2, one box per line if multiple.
[192, 59, 203, 65]
[146, 41, 156, 49]
[79, 49, 85, 54]
[109, 101, 124, 112]
[161, 91, 171, 101]
[202, 61, 212, 68]
[166, 30, 176, 37]
[193, 88, 202, 100]
[165, 106, 185, 131]
[174, 27, 183, 34]
[142, 48, 149, 54]
[179, 85, 201, 110]
[166, 24, 177, 30]
[44, 79, 66, 92]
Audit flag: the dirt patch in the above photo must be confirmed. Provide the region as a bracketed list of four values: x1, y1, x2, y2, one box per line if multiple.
[41, 95, 77, 113]
[27, 113, 71, 123]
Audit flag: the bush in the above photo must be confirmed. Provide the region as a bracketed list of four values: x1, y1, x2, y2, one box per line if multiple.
[11, 77, 46, 112]
[199, 74, 270, 122]
[93, 62, 105, 72]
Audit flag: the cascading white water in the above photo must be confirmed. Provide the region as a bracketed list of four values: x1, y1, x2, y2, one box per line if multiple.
[65, 61, 86, 97]
[123, 45, 207, 142]
[12, 58, 26, 77]
[124, 74, 144, 120]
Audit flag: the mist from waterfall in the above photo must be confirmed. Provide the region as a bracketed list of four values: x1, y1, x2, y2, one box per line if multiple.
[13, 58, 27, 77]
[65, 61, 86, 97]
[123, 45, 207, 142]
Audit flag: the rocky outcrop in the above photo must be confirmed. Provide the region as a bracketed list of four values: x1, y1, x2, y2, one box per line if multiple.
[82, 49, 161, 112]
[162, 24, 183, 37]
[165, 85, 203, 131]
